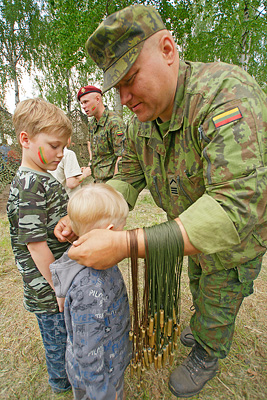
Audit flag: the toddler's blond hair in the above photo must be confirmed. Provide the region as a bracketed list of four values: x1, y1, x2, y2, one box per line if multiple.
[67, 183, 129, 236]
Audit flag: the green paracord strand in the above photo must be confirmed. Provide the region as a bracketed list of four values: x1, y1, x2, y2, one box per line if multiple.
[127, 220, 184, 376]
[144, 220, 184, 353]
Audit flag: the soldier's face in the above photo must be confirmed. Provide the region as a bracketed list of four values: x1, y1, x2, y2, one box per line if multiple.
[115, 35, 176, 123]
[80, 93, 98, 117]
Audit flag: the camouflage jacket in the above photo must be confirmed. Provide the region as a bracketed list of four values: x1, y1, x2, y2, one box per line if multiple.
[7, 167, 70, 313]
[89, 106, 125, 182]
[110, 61, 267, 274]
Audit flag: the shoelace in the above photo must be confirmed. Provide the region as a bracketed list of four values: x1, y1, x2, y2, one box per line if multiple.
[185, 347, 208, 374]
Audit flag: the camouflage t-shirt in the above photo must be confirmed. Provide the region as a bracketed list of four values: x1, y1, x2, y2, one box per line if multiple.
[89, 106, 125, 182]
[6, 167, 70, 313]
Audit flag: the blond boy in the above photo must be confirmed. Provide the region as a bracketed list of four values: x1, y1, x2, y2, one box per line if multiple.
[7, 98, 72, 393]
[50, 183, 131, 400]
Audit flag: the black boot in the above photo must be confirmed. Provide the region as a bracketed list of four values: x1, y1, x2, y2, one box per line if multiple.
[169, 343, 219, 398]
[180, 326, 196, 347]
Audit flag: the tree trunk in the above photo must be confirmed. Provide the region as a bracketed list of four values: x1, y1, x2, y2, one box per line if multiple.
[66, 69, 72, 114]
[239, 3, 251, 71]
[12, 61, 20, 106]
[114, 89, 123, 118]
[14, 75, 20, 106]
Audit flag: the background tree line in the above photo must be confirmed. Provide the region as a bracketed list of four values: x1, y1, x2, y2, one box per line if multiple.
[0, 0, 266, 165]
[0, 0, 266, 114]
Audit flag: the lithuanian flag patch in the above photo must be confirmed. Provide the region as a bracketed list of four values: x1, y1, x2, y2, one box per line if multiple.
[212, 107, 242, 128]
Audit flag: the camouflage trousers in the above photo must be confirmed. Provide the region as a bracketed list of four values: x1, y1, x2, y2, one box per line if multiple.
[188, 254, 264, 359]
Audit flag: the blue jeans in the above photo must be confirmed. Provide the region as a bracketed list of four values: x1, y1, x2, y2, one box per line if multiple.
[36, 312, 71, 393]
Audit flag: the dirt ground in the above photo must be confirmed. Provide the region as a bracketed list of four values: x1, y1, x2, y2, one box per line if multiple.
[0, 184, 10, 215]
[1, 181, 267, 399]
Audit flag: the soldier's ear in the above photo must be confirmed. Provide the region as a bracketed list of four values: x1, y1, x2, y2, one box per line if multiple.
[160, 34, 176, 66]
[20, 131, 31, 148]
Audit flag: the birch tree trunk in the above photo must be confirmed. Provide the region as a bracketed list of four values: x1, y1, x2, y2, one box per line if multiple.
[239, 3, 251, 71]
[114, 89, 123, 119]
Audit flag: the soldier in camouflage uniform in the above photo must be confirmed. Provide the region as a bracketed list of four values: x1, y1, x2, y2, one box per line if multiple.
[77, 85, 125, 182]
[7, 98, 72, 394]
[55, 5, 267, 398]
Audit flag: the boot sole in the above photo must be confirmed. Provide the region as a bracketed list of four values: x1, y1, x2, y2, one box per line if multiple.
[168, 381, 203, 398]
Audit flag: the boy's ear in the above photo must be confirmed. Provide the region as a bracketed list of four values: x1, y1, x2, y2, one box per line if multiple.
[20, 131, 31, 148]
[106, 224, 114, 230]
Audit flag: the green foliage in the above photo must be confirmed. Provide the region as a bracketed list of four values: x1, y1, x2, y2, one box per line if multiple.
[0, 0, 266, 111]
[0, 0, 44, 104]
[33, 0, 105, 111]
[175, 0, 267, 91]
[45, 0, 105, 69]
[36, 0, 143, 111]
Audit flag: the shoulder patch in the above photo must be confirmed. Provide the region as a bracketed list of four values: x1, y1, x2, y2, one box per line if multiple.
[212, 107, 242, 128]
[117, 130, 123, 136]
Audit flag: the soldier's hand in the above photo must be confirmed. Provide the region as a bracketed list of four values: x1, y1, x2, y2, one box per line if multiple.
[68, 229, 128, 270]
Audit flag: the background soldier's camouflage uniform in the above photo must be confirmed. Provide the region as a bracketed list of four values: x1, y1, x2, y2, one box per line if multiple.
[89, 106, 125, 182]
[7, 167, 70, 313]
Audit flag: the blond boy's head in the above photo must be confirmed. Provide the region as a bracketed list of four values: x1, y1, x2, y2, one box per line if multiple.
[12, 98, 72, 145]
[67, 183, 129, 236]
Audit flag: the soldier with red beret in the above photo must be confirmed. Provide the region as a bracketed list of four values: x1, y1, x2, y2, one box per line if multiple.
[77, 84, 125, 182]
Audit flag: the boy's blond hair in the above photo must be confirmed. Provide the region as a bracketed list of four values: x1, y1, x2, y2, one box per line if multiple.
[12, 98, 72, 144]
[67, 183, 129, 236]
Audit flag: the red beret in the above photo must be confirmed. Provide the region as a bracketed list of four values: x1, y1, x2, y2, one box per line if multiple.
[77, 85, 102, 100]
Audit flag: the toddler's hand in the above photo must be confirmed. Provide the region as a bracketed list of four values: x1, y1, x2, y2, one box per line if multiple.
[54, 215, 77, 243]
[57, 297, 65, 312]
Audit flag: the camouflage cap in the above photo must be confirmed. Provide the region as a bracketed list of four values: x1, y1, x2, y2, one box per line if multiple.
[85, 5, 166, 93]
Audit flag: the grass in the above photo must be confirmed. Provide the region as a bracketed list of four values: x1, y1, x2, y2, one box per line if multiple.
[0, 189, 266, 399]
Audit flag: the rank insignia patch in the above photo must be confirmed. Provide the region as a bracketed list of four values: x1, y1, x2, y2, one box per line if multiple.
[212, 107, 242, 128]
[170, 178, 178, 195]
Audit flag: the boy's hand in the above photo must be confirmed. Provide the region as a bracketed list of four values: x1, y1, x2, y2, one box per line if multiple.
[81, 165, 91, 177]
[57, 297, 65, 312]
[54, 215, 77, 243]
